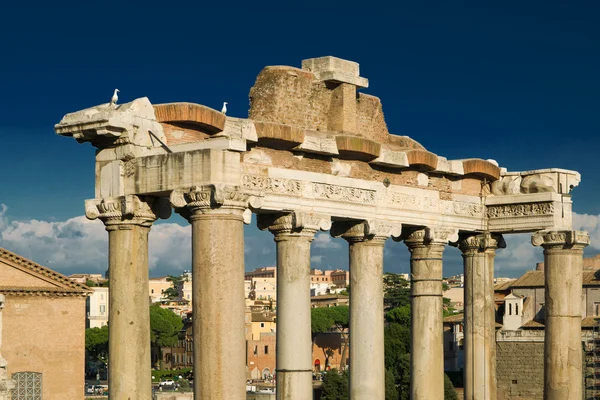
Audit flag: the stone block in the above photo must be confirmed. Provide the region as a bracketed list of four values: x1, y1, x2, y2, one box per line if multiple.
[302, 56, 368, 88]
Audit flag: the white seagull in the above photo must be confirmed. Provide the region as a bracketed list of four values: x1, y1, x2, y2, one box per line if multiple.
[221, 101, 228, 114]
[110, 89, 120, 106]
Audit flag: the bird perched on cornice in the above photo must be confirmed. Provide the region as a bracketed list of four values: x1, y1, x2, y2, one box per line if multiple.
[221, 101, 228, 114]
[110, 89, 120, 106]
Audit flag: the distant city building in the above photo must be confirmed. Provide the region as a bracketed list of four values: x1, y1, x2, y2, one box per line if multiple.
[86, 286, 109, 328]
[443, 287, 465, 312]
[443, 255, 600, 400]
[161, 313, 193, 370]
[69, 273, 106, 286]
[176, 279, 193, 303]
[311, 294, 349, 308]
[330, 270, 350, 288]
[245, 267, 276, 280]
[148, 276, 173, 303]
[246, 277, 277, 301]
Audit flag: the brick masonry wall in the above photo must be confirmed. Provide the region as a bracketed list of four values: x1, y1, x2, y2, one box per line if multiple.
[4, 295, 86, 400]
[496, 341, 544, 400]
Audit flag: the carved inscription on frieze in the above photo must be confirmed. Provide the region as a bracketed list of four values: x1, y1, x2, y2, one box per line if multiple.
[486, 202, 554, 218]
[241, 175, 377, 204]
[442, 202, 484, 217]
[242, 174, 488, 217]
[311, 182, 376, 204]
[388, 192, 438, 211]
[242, 175, 303, 195]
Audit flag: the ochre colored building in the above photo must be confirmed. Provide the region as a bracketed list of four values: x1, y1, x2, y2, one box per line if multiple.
[0, 248, 89, 400]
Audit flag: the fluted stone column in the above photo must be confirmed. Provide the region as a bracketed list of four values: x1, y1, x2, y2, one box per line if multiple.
[171, 185, 261, 400]
[85, 195, 171, 400]
[332, 220, 401, 400]
[402, 227, 456, 400]
[457, 233, 504, 400]
[532, 230, 590, 400]
[258, 212, 331, 400]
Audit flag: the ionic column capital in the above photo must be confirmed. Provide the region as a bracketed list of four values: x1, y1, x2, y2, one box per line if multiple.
[402, 226, 458, 249]
[455, 232, 506, 255]
[532, 230, 590, 250]
[257, 211, 331, 239]
[331, 220, 401, 244]
[170, 184, 263, 223]
[85, 195, 171, 228]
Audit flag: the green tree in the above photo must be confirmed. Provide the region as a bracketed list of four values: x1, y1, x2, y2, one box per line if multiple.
[311, 306, 350, 369]
[163, 287, 179, 300]
[444, 373, 458, 400]
[85, 279, 97, 287]
[385, 367, 399, 400]
[85, 325, 109, 360]
[311, 307, 334, 338]
[320, 369, 348, 400]
[383, 273, 410, 309]
[385, 305, 411, 326]
[443, 297, 456, 317]
[150, 305, 184, 367]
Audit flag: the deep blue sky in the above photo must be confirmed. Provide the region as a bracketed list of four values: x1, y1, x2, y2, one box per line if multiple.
[0, 1, 598, 277]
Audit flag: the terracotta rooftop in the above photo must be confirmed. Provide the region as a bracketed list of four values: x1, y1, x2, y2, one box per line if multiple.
[443, 312, 503, 328]
[251, 312, 276, 323]
[311, 294, 349, 300]
[508, 270, 600, 289]
[443, 313, 465, 323]
[494, 280, 514, 291]
[521, 317, 600, 329]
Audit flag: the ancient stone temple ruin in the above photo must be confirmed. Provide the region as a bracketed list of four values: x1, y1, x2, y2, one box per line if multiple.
[56, 56, 588, 400]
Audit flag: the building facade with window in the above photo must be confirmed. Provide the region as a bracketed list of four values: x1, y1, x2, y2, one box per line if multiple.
[0, 247, 90, 400]
[86, 286, 109, 328]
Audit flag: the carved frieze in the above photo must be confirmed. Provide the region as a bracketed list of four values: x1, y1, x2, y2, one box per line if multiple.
[311, 182, 376, 204]
[442, 202, 484, 217]
[486, 202, 554, 219]
[242, 175, 304, 196]
[388, 192, 438, 211]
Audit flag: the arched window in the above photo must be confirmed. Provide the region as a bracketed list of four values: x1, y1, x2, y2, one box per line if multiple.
[509, 303, 512, 315]
[516, 304, 519, 316]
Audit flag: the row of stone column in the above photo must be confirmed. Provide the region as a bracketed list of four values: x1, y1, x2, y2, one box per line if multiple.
[84, 189, 589, 400]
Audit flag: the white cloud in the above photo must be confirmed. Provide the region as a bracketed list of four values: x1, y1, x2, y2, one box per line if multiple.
[573, 213, 600, 250]
[311, 255, 324, 264]
[0, 205, 192, 276]
[495, 233, 542, 274]
[0, 204, 7, 231]
[313, 233, 342, 249]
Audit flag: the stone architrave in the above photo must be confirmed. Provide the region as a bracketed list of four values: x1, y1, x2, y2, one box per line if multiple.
[532, 230, 590, 400]
[331, 220, 401, 400]
[171, 184, 262, 400]
[86, 195, 171, 400]
[401, 227, 457, 400]
[257, 211, 331, 400]
[456, 232, 505, 400]
[0, 294, 14, 399]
